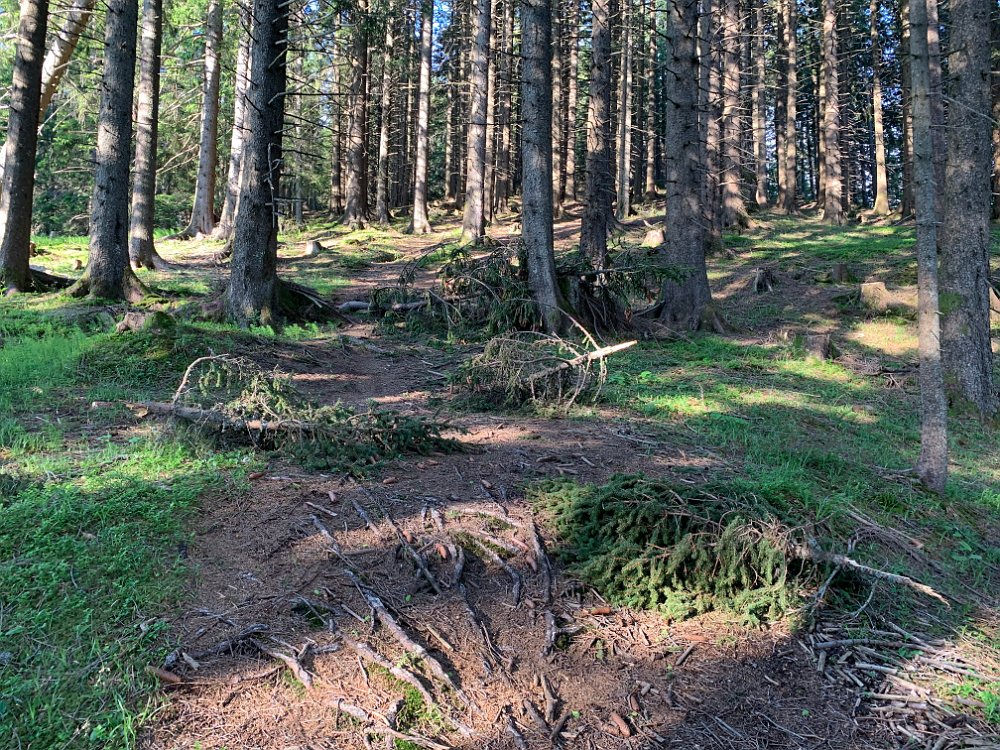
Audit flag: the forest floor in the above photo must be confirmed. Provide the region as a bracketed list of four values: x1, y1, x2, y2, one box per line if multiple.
[2, 205, 1000, 750]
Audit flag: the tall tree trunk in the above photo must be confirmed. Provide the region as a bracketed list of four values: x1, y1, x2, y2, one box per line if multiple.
[992, 18, 1000, 222]
[374, 18, 395, 225]
[643, 0, 657, 201]
[409, 0, 433, 233]
[215, 18, 250, 240]
[185, 0, 223, 237]
[551, 0, 565, 216]
[38, 0, 94, 119]
[460, 0, 491, 243]
[565, 0, 580, 200]
[659, 0, 714, 329]
[70, 0, 144, 301]
[752, 0, 767, 207]
[900, 0, 914, 217]
[820, 0, 842, 224]
[227, 0, 288, 326]
[329, 21, 344, 216]
[128, 0, 167, 270]
[777, 0, 797, 213]
[870, 0, 890, 215]
[615, 1, 633, 220]
[580, 0, 612, 265]
[926, 0, 944, 217]
[0, 0, 48, 292]
[343, 2, 369, 228]
[720, 0, 745, 225]
[484, 0, 498, 224]
[909, 0, 948, 493]
[702, 1, 722, 240]
[522, 0, 564, 333]
[939, 0, 997, 418]
[494, 0, 515, 211]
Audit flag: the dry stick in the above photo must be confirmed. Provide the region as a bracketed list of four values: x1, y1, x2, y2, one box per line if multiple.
[354, 483, 443, 595]
[790, 542, 949, 604]
[540, 674, 559, 724]
[344, 570, 470, 706]
[348, 495, 379, 531]
[328, 699, 452, 750]
[310, 515, 357, 569]
[172, 354, 232, 404]
[337, 629, 473, 737]
[249, 639, 313, 688]
[521, 340, 637, 386]
[128, 400, 318, 435]
[505, 707, 529, 750]
[163, 623, 269, 668]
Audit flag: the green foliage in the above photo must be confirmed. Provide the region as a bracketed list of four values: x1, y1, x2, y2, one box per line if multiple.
[532, 474, 815, 623]
[177, 357, 460, 473]
[0, 299, 252, 747]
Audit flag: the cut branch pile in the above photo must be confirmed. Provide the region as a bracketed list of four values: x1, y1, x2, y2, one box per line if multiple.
[458, 332, 636, 408]
[125, 355, 457, 470]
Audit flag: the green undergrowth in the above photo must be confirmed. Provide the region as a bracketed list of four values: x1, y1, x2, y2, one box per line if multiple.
[532, 474, 818, 623]
[600, 334, 1000, 611]
[0, 301, 255, 746]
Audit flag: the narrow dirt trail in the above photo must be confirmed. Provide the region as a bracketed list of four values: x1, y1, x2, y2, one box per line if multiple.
[145, 213, 939, 750]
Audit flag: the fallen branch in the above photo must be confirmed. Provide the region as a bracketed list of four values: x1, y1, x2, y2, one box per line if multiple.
[521, 340, 637, 387]
[249, 639, 313, 688]
[790, 541, 949, 605]
[328, 699, 452, 750]
[344, 570, 469, 705]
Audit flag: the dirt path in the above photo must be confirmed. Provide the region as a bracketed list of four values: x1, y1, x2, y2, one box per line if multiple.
[144, 214, 952, 750]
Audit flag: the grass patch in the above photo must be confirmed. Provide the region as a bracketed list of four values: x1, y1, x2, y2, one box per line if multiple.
[0, 301, 253, 746]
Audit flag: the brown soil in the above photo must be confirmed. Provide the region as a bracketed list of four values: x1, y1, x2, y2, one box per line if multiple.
[141, 209, 987, 750]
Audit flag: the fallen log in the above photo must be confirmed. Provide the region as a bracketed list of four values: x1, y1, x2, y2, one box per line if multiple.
[125, 400, 314, 435]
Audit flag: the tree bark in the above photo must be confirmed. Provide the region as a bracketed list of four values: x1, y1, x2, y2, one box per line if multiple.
[38, 0, 94, 120]
[483, 0, 498, 224]
[909, 0, 948, 492]
[565, 0, 580, 200]
[521, 0, 564, 333]
[820, 0, 842, 225]
[128, 0, 167, 270]
[659, 0, 714, 329]
[551, 0, 565, 218]
[777, 0, 797, 213]
[580, 0, 612, 265]
[215, 14, 250, 240]
[0, 0, 48, 292]
[185, 0, 223, 237]
[343, 2, 369, 228]
[751, 0, 767, 207]
[720, 0, 745, 225]
[70, 0, 144, 301]
[226, 0, 288, 326]
[643, 0, 657, 201]
[409, 0, 434, 233]
[461, 0, 491, 243]
[938, 0, 997, 418]
[374, 18, 395, 225]
[615, 1, 634, 221]
[494, 0, 515, 211]
[900, 0, 914, 217]
[870, 0, 890, 215]
[329, 19, 344, 216]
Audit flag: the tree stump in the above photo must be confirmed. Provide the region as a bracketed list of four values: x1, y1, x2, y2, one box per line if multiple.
[641, 226, 665, 248]
[753, 267, 775, 293]
[802, 333, 837, 360]
[304, 240, 324, 257]
[860, 281, 917, 313]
